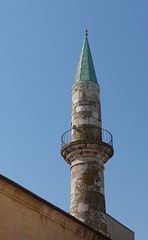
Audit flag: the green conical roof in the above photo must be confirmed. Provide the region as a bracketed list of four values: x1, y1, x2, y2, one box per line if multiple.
[74, 33, 97, 85]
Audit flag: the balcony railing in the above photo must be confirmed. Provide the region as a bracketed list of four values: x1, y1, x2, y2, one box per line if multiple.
[61, 126, 113, 148]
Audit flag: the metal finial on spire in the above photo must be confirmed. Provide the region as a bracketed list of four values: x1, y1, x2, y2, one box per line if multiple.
[85, 28, 88, 37]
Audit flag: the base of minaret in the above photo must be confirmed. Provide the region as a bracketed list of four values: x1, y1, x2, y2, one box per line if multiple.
[61, 140, 113, 235]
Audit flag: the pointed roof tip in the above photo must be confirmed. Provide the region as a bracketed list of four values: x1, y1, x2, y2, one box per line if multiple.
[74, 30, 98, 86]
[85, 28, 88, 37]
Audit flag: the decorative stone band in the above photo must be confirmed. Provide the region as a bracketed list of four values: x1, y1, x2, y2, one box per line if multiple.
[61, 141, 114, 165]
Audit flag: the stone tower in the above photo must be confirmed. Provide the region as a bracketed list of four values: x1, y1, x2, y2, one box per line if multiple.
[61, 30, 114, 236]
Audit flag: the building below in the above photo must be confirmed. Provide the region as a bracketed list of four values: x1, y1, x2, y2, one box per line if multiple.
[0, 174, 134, 240]
[106, 215, 134, 240]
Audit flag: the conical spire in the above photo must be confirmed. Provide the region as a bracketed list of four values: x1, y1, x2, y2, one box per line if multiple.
[74, 29, 98, 85]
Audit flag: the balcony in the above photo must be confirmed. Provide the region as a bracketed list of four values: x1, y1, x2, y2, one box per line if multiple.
[61, 126, 113, 148]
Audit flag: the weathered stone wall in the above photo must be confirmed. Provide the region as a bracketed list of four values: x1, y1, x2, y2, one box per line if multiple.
[71, 82, 101, 129]
[69, 82, 112, 236]
[70, 155, 106, 232]
[0, 177, 110, 240]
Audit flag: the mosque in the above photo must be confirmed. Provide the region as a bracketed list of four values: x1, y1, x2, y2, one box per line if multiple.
[0, 30, 134, 240]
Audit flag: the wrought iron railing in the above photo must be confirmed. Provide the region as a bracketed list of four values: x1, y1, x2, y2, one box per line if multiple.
[61, 126, 113, 148]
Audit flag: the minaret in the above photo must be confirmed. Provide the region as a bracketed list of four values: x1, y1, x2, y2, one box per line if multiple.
[61, 30, 114, 235]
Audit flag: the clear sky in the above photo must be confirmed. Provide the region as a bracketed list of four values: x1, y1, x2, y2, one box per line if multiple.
[0, 1, 148, 239]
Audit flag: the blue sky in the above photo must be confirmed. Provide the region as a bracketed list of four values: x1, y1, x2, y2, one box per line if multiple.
[0, 1, 148, 239]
